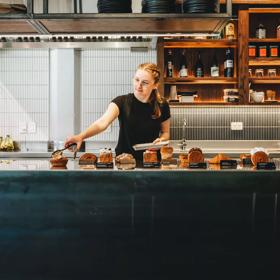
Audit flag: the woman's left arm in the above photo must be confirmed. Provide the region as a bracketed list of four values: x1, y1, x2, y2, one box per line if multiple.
[153, 118, 170, 143]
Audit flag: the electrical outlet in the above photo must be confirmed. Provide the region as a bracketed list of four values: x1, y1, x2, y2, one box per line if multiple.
[231, 122, 243, 130]
[28, 122, 36, 133]
[19, 121, 27, 134]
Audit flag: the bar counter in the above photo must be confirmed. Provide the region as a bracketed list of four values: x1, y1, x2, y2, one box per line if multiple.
[1, 158, 280, 280]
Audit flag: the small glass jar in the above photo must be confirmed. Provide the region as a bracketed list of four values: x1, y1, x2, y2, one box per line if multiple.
[268, 69, 277, 77]
[269, 45, 279, 57]
[277, 25, 280, 39]
[249, 45, 256, 57]
[256, 24, 266, 39]
[255, 68, 264, 77]
[258, 46, 267, 57]
[248, 68, 253, 77]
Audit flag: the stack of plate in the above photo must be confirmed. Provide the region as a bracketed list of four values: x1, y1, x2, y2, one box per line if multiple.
[142, 0, 175, 13]
[97, 0, 132, 13]
[183, 0, 218, 13]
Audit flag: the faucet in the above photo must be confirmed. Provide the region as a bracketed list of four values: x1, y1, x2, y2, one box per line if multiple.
[180, 118, 188, 151]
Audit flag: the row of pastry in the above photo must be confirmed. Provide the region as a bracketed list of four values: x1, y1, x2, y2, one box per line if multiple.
[50, 146, 270, 169]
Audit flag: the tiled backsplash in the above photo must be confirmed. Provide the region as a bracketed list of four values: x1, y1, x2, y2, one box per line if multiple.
[80, 48, 157, 142]
[171, 106, 280, 140]
[0, 49, 49, 141]
[1, 48, 280, 147]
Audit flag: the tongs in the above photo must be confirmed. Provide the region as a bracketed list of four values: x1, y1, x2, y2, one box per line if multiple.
[51, 143, 78, 159]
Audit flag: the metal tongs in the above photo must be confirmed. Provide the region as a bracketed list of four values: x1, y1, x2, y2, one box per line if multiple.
[51, 143, 78, 159]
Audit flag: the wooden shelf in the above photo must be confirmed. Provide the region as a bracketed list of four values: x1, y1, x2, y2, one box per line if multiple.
[169, 102, 239, 106]
[163, 39, 237, 49]
[249, 8, 280, 14]
[249, 38, 280, 43]
[221, 0, 280, 3]
[165, 77, 238, 84]
[249, 58, 280, 66]
[250, 77, 280, 84]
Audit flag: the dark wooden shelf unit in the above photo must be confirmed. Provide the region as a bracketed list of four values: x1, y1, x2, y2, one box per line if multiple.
[249, 58, 280, 66]
[165, 77, 238, 84]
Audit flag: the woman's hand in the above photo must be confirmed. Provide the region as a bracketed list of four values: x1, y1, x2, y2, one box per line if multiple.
[65, 134, 83, 151]
[153, 138, 162, 144]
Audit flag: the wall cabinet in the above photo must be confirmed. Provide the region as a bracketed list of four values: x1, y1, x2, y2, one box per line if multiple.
[247, 8, 280, 103]
[157, 7, 280, 106]
[157, 38, 238, 104]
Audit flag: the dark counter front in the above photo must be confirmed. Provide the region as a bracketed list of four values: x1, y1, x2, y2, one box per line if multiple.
[0, 169, 280, 280]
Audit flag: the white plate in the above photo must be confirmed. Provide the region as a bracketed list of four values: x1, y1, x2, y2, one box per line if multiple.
[133, 141, 170, 151]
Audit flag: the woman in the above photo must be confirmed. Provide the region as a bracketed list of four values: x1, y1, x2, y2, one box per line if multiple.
[65, 62, 170, 160]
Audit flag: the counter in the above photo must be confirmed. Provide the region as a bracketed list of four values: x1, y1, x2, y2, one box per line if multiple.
[0, 157, 280, 279]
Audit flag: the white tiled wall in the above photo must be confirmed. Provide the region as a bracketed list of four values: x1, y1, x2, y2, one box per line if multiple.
[81, 48, 157, 142]
[0, 49, 49, 141]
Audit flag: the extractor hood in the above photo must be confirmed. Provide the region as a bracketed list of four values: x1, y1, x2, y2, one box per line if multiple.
[0, 1, 232, 36]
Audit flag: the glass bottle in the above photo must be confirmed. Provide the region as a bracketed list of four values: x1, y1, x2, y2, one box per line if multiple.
[210, 52, 219, 77]
[194, 52, 204, 77]
[166, 49, 173, 78]
[179, 50, 188, 77]
[225, 22, 235, 40]
[224, 48, 234, 77]
[256, 24, 266, 39]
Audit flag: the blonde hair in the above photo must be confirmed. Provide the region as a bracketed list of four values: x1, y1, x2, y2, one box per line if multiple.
[137, 63, 163, 119]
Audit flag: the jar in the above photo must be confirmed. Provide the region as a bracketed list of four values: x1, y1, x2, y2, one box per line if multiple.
[255, 68, 264, 77]
[225, 22, 235, 40]
[266, 90, 276, 101]
[248, 68, 253, 77]
[277, 25, 280, 39]
[268, 69, 277, 77]
[258, 46, 267, 57]
[249, 45, 256, 57]
[269, 45, 278, 57]
[256, 24, 266, 39]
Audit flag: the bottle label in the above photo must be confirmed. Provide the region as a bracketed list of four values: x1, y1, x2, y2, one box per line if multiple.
[225, 23, 235, 39]
[256, 29, 266, 39]
[226, 60, 233, 68]
[211, 66, 219, 77]
[179, 68, 188, 77]
[196, 68, 203, 77]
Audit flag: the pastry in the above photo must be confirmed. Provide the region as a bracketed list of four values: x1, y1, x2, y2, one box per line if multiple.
[50, 156, 68, 168]
[115, 153, 136, 170]
[209, 153, 230, 164]
[98, 148, 113, 163]
[79, 153, 97, 165]
[50, 149, 68, 168]
[160, 146, 173, 160]
[115, 153, 136, 164]
[251, 151, 268, 166]
[178, 153, 188, 168]
[143, 150, 158, 163]
[188, 147, 204, 163]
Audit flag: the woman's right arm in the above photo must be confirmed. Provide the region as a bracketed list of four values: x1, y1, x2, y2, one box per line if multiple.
[65, 102, 120, 150]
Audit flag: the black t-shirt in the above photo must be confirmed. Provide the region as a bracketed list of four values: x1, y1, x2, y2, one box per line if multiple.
[112, 93, 170, 160]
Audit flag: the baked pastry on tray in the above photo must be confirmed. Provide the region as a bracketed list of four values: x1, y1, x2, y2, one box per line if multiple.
[143, 150, 158, 163]
[160, 146, 173, 160]
[98, 148, 113, 163]
[188, 147, 204, 163]
[178, 153, 188, 168]
[115, 153, 136, 164]
[50, 152, 68, 168]
[251, 151, 269, 166]
[79, 153, 97, 165]
[115, 153, 136, 170]
[209, 153, 230, 164]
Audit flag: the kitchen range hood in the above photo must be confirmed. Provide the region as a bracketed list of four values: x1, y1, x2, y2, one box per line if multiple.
[0, 0, 232, 36]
